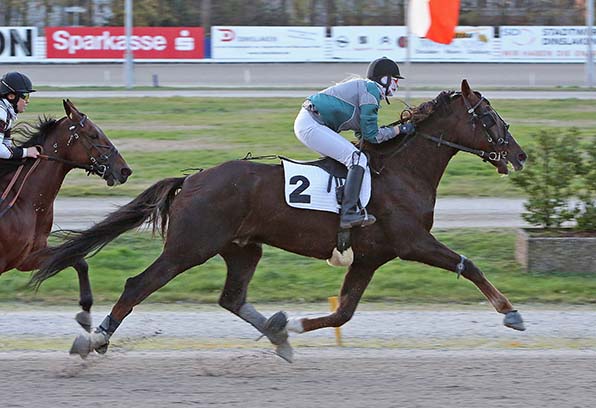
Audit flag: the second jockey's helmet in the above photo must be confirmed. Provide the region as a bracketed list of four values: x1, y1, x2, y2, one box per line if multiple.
[0, 72, 36, 96]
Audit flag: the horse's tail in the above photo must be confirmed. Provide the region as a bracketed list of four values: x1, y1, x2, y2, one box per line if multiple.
[30, 176, 186, 288]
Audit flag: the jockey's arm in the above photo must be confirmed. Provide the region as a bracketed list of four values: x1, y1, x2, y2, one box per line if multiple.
[359, 103, 397, 144]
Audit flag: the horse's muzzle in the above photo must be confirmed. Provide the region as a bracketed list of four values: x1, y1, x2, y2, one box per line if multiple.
[107, 166, 132, 186]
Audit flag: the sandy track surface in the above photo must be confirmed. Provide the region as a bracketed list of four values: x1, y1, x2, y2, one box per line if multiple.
[1, 306, 595, 407]
[1, 349, 595, 408]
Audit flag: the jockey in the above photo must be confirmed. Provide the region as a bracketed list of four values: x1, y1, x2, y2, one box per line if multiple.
[294, 57, 416, 229]
[0, 72, 39, 160]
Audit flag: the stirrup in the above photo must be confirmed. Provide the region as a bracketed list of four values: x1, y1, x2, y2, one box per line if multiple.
[340, 212, 376, 229]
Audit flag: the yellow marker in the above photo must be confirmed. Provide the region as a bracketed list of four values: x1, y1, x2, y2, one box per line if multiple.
[328, 296, 343, 346]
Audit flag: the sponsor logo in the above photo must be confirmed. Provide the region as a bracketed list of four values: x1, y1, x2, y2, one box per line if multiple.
[218, 28, 235, 42]
[336, 36, 349, 47]
[46, 27, 204, 59]
[52, 30, 167, 54]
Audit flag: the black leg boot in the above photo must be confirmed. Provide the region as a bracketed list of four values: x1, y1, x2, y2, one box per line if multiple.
[339, 165, 376, 229]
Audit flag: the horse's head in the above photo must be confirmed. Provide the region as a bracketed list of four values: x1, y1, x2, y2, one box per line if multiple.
[453, 80, 527, 174]
[55, 99, 132, 186]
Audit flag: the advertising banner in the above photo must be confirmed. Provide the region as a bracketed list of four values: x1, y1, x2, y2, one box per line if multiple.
[499, 26, 596, 62]
[0, 27, 37, 61]
[330, 26, 494, 62]
[211, 26, 326, 61]
[331, 26, 408, 61]
[409, 26, 495, 62]
[45, 27, 204, 59]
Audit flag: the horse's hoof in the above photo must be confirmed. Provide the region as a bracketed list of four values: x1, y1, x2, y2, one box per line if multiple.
[275, 341, 294, 363]
[70, 333, 91, 359]
[263, 311, 289, 345]
[95, 342, 109, 354]
[504, 310, 526, 331]
[75, 311, 92, 333]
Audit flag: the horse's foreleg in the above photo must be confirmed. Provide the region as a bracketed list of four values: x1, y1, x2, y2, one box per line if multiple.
[219, 243, 293, 362]
[287, 263, 377, 334]
[20, 248, 93, 330]
[401, 232, 525, 331]
[73, 259, 93, 332]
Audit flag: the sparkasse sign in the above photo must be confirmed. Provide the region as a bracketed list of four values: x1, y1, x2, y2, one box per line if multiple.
[46, 27, 204, 59]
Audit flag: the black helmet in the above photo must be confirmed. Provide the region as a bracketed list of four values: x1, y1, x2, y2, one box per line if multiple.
[0, 72, 36, 95]
[366, 57, 404, 83]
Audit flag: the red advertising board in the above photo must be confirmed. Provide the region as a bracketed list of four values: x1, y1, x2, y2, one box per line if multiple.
[46, 27, 204, 59]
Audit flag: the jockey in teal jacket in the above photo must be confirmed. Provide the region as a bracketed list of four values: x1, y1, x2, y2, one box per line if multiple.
[294, 57, 416, 229]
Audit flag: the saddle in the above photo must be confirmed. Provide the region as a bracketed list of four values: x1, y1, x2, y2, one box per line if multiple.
[279, 155, 347, 178]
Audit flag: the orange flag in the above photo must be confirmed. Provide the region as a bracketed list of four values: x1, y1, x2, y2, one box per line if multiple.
[409, 0, 460, 45]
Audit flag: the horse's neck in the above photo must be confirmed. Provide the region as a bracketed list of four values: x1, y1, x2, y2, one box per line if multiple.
[15, 158, 70, 209]
[0, 123, 72, 213]
[386, 130, 457, 192]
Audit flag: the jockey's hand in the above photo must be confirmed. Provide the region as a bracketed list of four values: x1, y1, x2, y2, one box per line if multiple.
[396, 123, 416, 136]
[25, 147, 40, 159]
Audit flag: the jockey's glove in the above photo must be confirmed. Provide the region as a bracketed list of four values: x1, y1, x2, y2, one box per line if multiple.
[396, 123, 416, 136]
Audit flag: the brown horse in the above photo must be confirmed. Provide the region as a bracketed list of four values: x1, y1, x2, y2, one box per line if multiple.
[1, 99, 131, 331]
[32, 80, 527, 361]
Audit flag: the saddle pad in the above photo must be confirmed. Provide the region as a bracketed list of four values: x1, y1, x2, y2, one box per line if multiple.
[282, 159, 371, 213]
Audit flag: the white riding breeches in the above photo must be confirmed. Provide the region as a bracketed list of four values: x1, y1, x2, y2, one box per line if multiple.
[294, 107, 371, 192]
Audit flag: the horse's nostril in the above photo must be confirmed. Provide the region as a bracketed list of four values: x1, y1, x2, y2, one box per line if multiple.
[518, 153, 527, 163]
[121, 167, 133, 177]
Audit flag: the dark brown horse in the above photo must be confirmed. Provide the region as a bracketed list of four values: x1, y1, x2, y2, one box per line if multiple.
[1, 100, 131, 330]
[33, 81, 527, 362]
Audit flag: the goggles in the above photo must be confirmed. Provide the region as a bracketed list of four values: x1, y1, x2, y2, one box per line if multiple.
[19, 92, 30, 102]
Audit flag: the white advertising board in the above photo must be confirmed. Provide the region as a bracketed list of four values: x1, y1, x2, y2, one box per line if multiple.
[211, 26, 327, 61]
[0, 27, 38, 61]
[331, 26, 495, 62]
[499, 26, 596, 62]
[410, 26, 495, 62]
[331, 26, 408, 61]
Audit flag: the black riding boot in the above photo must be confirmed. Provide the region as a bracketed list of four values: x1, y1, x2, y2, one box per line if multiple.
[339, 165, 376, 229]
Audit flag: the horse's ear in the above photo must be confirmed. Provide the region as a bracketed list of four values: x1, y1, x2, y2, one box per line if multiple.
[461, 79, 472, 98]
[63, 99, 82, 121]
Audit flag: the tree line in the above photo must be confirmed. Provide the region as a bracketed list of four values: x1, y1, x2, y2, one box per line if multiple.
[2, 1, 589, 31]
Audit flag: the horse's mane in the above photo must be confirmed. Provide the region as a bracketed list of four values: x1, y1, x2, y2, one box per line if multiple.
[410, 90, 458, 125]
[0, 116, 60, 178]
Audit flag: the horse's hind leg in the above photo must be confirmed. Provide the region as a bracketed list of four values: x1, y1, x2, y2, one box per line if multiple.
[70, 246, 218, 358]
[400, 231, 525, 331]
[219, 243, 293, 362]
[286, 262, 377, 333]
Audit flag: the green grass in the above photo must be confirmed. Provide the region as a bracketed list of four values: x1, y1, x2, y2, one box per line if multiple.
[18, 97, 596, 197]
[2, 229, 594, 305]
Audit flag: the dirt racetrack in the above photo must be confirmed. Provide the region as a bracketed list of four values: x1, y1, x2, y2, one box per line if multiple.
[1, 348, 595, 408]
[1, 306, 595, 407]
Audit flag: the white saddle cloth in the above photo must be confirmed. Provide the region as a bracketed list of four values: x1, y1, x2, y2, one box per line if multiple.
[282, 159, 371, 213]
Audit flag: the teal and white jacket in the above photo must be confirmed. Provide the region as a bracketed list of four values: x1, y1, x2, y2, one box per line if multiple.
[306, 78, 397, 144]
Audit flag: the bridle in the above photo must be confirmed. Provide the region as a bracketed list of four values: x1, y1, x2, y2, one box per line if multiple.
[418, 92, 511, 163]
[40, 114, 119, 179]
[372, 91, 512, 175]
[0, 114, 119, 218]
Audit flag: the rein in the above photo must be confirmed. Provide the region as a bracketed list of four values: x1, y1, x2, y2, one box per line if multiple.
[0, 157, 42, 219]
[374, 94, 507, 174]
